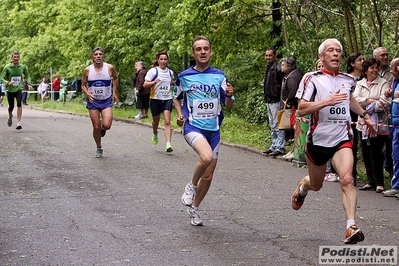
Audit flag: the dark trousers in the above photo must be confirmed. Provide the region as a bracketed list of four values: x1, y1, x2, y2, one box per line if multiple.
[361, 135, 387, 187]
[54, 90, 59, 101]
[22, 91, 28, 104]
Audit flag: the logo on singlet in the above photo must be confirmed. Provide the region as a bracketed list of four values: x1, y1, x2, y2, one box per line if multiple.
[189, 84, 218, 97]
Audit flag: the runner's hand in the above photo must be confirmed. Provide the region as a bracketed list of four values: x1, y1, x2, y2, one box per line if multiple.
[363, 115, 377, 138]
[177, 115, 184, 127]
[326, 90, 347, 106]
[113, 93, 119, 105]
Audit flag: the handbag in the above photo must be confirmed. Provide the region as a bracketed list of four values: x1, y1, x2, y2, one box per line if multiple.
[377, 101, 390, 135]
[277, 100, 293, 130]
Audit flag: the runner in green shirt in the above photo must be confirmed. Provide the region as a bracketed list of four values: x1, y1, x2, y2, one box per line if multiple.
[0, 51, 32, 130]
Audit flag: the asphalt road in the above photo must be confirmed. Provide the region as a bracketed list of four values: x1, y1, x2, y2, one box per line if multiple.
[0, 106, 398, 266]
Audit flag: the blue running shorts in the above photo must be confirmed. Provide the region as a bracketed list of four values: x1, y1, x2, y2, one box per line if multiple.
[86, 97, 112, 111]
[183, 122, 220, 159]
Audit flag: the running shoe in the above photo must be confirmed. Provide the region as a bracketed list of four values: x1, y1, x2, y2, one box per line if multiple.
[7, 116, 12, 127]
[165, 144, 173, 152]
[292, 178, 307, 210]
[188, 207, 203, 226]
[100, 126, 106, 137]
[282, 151, 294, 161]
[152, 132, 158, 145]
[95, 148, 103, 158]
[324, 172, 339, 182]
[16, 122, 22, 130]
[344, 224, 365, 244]
[181, 182, 196, 206]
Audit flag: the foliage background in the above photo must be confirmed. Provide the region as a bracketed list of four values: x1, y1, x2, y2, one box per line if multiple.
[1, 0, 398, 125]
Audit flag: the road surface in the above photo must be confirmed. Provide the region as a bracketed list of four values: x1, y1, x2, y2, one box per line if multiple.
[0, 107, 397, 265]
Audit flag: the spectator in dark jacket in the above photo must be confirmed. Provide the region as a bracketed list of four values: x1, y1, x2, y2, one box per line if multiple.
[281, 57, 302, 110]
[135, 61, 149, 119]
[280, 56, 302, 160]
[263, 49, 285, 157]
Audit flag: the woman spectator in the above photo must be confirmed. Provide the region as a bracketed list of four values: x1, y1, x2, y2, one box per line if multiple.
[354, 57, 391, 193]
[315, 59, 323, 71]
[132, 68, 141, 119]
[280, 57, 302, 160]
[346, 53, 364, 186]
[134, 61, 149, 119]
[347, 53, 364, 80]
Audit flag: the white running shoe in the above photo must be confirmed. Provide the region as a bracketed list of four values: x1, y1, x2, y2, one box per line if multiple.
[324, 172, 339, 182]
[188, 207, 203, 226]
[181, 182, 196, 206]
[16, 122, 22, 130]
[282, 151, 294, 161]
[95, 148, 103, 158]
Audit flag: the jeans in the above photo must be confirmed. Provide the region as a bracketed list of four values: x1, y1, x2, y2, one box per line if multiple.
[390, 128, 399, 189]
[266, 102, 286, 153]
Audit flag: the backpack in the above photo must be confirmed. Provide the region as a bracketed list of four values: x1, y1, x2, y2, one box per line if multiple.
[151, 67, 173, 81]
[150, 67, 173, 99]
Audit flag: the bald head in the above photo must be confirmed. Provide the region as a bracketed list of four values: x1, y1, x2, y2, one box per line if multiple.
[390, 58, 399, 78]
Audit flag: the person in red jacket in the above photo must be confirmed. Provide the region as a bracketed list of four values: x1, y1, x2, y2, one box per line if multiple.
[52, 76, 61, 101]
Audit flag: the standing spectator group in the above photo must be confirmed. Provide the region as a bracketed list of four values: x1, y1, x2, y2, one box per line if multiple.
[259, 44, 399, 202]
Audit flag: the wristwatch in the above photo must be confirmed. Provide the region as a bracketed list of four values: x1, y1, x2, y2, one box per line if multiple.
[359, 111, 367, 119]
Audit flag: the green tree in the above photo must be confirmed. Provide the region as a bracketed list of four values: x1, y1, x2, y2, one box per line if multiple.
[1, 0, 399, 123]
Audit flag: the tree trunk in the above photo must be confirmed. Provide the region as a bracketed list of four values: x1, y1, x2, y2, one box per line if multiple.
[343, 0, 353, 54]
[271, 1, 283, 56]
[282, 0, 289, 49]
[395, 10, 399, 44]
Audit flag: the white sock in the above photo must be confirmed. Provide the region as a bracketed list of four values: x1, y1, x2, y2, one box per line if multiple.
[347, 219, 356, 229]
[190, 182, 197, 189]
[299, 185, 308, 196]
[166, 142, 171, 146]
